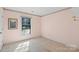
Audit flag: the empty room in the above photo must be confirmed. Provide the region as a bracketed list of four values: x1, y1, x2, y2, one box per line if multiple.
[0, 7, 79, 52]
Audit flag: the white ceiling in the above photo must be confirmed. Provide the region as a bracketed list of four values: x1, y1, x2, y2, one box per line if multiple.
[5, 7, 67, 16]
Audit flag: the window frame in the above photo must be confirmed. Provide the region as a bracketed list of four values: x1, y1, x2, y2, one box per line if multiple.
[21, 16, 31, 34]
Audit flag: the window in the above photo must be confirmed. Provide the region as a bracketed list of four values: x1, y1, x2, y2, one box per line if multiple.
[8, 18, 18, 29]
[21, 16, 31, 34]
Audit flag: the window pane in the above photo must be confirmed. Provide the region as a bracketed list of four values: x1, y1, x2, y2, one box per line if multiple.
[22, 17, 31, 34]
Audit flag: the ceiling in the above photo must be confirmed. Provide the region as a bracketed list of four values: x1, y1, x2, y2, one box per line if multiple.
[5, 7, 68, 16]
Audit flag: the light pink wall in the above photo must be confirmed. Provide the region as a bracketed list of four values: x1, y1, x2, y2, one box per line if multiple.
[41, 9, 79, 47]
[3, 8, 79, 48]
[3, 10, 41, 44]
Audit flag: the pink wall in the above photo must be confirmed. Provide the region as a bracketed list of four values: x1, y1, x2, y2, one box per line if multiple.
[41, 8, 79, 48]
[3, 8, 79, 48]
[3, 10, 41, 44]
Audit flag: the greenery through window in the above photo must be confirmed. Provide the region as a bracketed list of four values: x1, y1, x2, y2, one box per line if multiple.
[22, 16, 31, 34]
